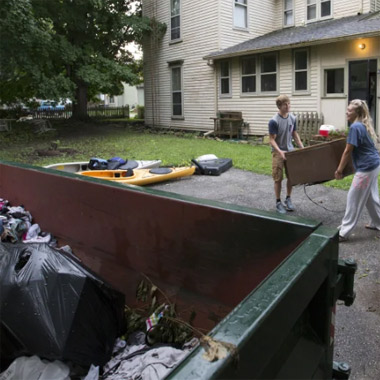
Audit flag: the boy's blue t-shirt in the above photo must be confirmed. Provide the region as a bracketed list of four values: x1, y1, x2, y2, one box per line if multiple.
[347, 122, 380, 172]
[268, 113, 297, 152]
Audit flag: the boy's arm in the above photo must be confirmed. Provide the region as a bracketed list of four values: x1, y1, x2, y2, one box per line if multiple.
[292, 131, 304, 149]
[269, 134, 286, 160]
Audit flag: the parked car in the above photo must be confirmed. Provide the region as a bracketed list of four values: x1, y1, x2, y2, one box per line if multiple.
[37, 101, 65, 111]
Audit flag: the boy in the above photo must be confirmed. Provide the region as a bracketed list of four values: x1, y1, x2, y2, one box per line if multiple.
[268, 95, 304, 214]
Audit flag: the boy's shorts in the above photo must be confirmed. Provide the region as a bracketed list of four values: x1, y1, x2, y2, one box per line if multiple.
[272, 151, 287, 182]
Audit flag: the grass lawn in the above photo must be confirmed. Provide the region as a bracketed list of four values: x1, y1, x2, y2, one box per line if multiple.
[0, 119, 371, 192]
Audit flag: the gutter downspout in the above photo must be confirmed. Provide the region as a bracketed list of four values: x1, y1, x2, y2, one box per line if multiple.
[215, 65, 218, 119]
[215, 2, 221, 119]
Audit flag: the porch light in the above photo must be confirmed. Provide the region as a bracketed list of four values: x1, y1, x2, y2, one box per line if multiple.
[358, 43, 366, 50]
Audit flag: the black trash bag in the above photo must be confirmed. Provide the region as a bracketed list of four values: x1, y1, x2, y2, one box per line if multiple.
[0, 243, 125, 369]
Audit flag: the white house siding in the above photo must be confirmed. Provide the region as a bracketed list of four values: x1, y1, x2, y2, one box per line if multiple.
[143, 1, 221, 130]
[293, 0, 372, 27]
[333, 0, 371, 18]
[294, 0, 307, 26]
[137, 85, 144, 106]
[318, 36, 380, 133]
[371, 0, 380, 11]
[219, 0, 280, 49]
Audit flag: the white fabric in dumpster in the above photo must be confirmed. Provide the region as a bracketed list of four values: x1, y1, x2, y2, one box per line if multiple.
[83, 332, 198, 380]
[0, 355, 70, 380]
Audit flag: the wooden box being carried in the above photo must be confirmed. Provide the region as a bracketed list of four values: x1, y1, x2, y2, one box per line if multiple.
[285, 138, 354, 185]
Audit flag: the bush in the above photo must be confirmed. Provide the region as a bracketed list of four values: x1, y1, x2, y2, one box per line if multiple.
[0, 106, 29, 119]
[136, 105, 144, 119]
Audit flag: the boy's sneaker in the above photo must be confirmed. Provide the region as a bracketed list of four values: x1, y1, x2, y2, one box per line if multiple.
[276, 201, 286, 214]
[285, 197, 295, 211]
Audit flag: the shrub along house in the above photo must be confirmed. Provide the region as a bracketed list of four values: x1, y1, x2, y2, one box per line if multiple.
[142, 0, 380, 136]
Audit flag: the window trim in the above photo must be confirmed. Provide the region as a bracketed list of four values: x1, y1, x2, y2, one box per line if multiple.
[241, 56, 257, 94]
[233, 0, 248, 30]
[320, 0, 332, 19]
[322, 66, 346, 98]
[260, 53, 278, 94]
[293, 48, 310, 94]
[220, 60, 232, 97]
[306, 0, 332, 23]
[170, 0, 181, 42]
[171, 64, 183, 118]
[239, 53, 279, 96]
[283, 0, 294, 28]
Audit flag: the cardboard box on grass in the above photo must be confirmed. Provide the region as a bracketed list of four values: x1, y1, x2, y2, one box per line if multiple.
[285, 138, 355, 186]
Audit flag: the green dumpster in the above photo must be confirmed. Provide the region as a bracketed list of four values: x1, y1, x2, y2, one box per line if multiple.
[0, 161, 355, 379]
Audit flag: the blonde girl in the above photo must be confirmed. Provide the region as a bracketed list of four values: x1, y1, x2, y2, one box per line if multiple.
[335, 99, 380, 241]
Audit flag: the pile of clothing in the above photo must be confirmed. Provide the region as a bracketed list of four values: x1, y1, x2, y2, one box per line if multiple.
[0, 198, 53, 244]
[83, 332, 198, 380]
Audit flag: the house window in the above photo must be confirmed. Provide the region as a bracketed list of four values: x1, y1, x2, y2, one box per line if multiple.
[294, 49, 308, 91]
[171, 66, 183, 116]
[171, 0, 180, 41]
[109, 96, 115, 104]
[261, 54, 277, 92]
[324, 68, 344, 95]
[321, 0, 331, 17]
[242, 57, 256, 93]
[234, 0, 247, 29]
[220, 61, 231, 95]
[307, 0, 331, 21]
[284, 0, 294, 26]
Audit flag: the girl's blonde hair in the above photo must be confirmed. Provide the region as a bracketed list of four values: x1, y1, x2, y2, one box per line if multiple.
[350, 99, 380, 149]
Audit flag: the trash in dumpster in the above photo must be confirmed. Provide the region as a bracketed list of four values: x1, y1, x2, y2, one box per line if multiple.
[0, 355, 70, 380]
[200, 335, 238, 363]
[126, 276, 197, 347]
[99, 331, 196, 380]
[0, 243, 125, 368]
[0, 198, 53, 245]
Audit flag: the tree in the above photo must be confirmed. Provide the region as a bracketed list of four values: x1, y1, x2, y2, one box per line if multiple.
[0, 0, 160, 119]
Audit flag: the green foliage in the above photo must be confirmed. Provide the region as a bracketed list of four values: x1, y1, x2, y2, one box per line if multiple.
[327, 129, 349, 139]
[0, 1, 164, 116]
[136, 105, 144, 119]
[124, 277, 196, 346]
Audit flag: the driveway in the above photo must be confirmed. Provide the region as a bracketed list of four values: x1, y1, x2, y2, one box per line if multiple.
[151, 168, 380, 380]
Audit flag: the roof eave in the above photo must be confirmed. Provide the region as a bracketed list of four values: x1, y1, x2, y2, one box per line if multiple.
[203, 31, 380, 61]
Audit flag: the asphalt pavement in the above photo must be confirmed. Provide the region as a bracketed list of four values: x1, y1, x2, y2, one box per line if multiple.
[150, 168, 380, 380]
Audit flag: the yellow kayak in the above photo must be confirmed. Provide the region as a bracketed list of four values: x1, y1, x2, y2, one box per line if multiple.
[79, 166, 195, 186]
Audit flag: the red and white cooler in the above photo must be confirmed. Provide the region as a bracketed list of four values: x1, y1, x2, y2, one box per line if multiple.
[319, 124, 336, 136]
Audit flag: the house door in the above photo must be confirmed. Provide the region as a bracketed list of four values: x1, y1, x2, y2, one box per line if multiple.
[349, 59, 377, 124]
